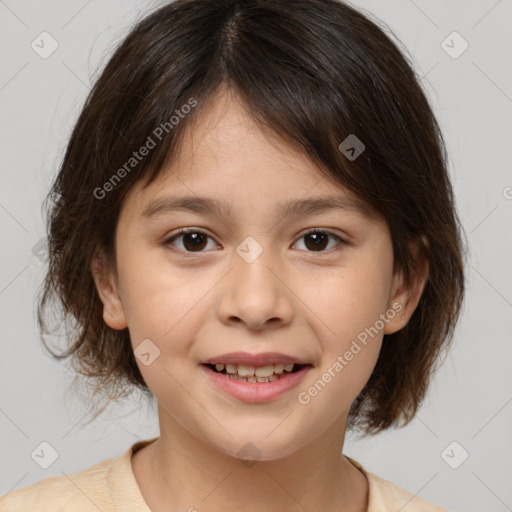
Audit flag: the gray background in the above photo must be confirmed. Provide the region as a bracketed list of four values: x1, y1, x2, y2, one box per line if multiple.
[1, 1, 511, 510]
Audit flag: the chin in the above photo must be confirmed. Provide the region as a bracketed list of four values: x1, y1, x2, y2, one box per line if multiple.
[206, 430, 307, 463]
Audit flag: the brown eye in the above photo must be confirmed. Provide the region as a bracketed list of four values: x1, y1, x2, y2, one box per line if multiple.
[165, 229, 217, 253]
[293, 229, 346, 252]
[164, 228, 347, 255]
[304, 232, 329, 251]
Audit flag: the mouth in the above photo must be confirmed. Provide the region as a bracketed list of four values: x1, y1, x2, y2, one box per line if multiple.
[200, 351, 314, 402]
[202, 362, 309, 383]
[200, 361, 313, 403]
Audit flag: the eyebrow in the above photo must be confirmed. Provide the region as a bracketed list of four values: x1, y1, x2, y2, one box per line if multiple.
[142, 194, 372, 220]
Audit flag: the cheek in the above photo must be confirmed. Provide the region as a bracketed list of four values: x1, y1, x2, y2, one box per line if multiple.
[302, 258, 393, 339]
[295, 255, 393, 396]
[116, 248, 196, 330]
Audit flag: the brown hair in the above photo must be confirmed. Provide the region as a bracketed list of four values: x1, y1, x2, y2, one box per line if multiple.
[38, 0, 465, 435]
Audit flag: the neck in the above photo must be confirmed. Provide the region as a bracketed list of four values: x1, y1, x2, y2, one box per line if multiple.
[132, 406, 368, 512]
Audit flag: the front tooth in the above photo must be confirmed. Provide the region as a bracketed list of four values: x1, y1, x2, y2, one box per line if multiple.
[237, 364, 255, 376]
[283, 363, 294, 372]
[225, 364, 237, 374]
[273, 364, 284, 374]
[255, 365, 274, 377]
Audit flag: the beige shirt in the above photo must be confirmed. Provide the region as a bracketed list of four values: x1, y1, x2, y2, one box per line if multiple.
[0, 438, 449, 511]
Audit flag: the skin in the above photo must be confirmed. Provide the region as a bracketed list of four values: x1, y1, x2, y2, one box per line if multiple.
[92, 87, 428, 512]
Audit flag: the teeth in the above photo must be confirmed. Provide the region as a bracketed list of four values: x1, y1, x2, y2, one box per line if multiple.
[225, 364, 237, 374]
[238, 364, 256, 377]
[211, 362, 299, 377]
[274, 364, 284, 374]
[255, 365, 274, 377]
[228, 373, 279, 383]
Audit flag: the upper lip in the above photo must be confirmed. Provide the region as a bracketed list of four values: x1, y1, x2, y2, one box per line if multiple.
[202, 351, 312, 367]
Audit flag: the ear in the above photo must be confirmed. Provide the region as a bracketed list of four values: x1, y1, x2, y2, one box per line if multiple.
[384, 236, 429, 335]
[90, 249, 128, 330]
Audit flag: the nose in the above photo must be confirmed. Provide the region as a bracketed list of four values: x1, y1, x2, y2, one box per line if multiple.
[216, 247, 294, 331]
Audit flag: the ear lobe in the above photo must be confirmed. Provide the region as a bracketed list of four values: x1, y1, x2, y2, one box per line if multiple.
[90, 250, 128, 330]
[384, 237, 429, 335]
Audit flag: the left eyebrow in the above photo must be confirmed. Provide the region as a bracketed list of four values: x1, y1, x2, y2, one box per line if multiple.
[142, 194, 374, 220]
[277, 195, 373, 220]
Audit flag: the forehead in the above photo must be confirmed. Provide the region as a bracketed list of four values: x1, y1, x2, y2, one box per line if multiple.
[124, 88, 378, 222]
[174, 88, 316, 179]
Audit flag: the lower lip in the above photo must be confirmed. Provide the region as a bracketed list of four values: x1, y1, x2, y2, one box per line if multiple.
[200, 364, 312, 403]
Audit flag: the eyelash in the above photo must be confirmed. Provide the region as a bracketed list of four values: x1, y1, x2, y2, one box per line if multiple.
[163, 228, 349, 255]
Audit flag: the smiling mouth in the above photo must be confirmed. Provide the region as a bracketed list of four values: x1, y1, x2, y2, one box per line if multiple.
[203, 362, 308, 383]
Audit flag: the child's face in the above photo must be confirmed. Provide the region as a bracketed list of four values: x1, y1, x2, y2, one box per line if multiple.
[95, 89, 413, 460]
